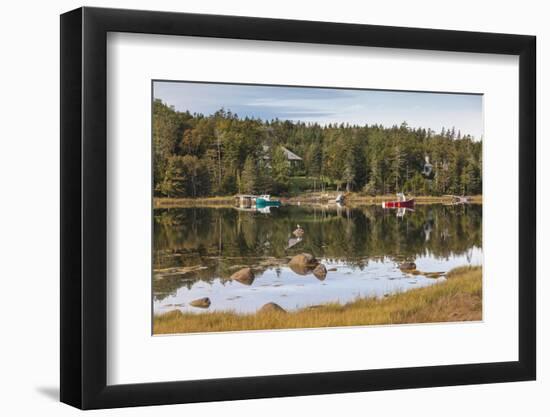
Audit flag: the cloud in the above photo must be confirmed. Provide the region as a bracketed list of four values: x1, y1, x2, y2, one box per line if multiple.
[153, 81, 483, 139]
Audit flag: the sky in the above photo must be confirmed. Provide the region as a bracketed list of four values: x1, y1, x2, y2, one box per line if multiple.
[153, 81, 483, 139]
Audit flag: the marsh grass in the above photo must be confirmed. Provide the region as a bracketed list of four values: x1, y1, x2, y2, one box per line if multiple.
[153, 266, 482, 334]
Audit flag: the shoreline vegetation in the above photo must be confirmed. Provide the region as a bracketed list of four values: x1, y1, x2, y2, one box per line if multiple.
[153, 266, 482, 334]
[154, 193, 483, 208]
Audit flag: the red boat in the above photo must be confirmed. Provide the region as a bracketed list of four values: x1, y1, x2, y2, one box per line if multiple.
[382, 193, 415, 209]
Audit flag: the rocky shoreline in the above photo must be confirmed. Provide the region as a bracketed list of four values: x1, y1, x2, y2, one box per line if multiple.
[153, 266, 482, 334]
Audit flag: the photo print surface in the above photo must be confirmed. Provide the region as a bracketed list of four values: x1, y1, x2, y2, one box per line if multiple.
[152, 81, 483, 335]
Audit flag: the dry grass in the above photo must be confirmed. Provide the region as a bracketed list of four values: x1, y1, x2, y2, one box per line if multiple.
[154, 194, 482, 208]
[153, 266, 482, 334]
[154, 197, 235, 208]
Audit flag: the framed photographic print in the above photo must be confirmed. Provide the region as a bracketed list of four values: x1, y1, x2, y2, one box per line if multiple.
[60, 6, 536, 409]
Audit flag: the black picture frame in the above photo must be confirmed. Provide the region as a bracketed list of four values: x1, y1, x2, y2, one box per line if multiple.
[60, 6, 536, 410]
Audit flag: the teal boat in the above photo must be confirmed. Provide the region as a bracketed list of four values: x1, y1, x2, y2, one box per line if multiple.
[255, 195, 281, 207]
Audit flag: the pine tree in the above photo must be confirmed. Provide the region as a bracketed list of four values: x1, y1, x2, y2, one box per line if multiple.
[343, 151, 355, 192]
[391, 144, 405, 192]
[256, 159, 274, 194]
[158, 155, 210, 197]
[307, 142, 322, 190]
[406, 172, 425, 195]
[271, 146, 290, 192]
[241, 156, 257, 194]
[365, 156, 383, 195]
[159, 156, 186, 197]
[153, 100, 181, 194]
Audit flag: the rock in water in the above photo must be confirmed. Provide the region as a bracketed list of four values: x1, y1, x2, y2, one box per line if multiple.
[399, 262, 417, 271]
[293, 225, 305, 237]
[424, 271, 445, 278]
[230, 267, 255, 285]
[258, 302, 286, 314]
[288, 263, 311, 276]
[312, 263, 328, 280]
[190, 297, 211, 308]
[288, 253, 318, 267]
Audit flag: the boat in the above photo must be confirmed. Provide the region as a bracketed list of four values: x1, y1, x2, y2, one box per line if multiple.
[255, 194, 281, 207]
[235, 194, 281, 208]
[382, 193, 415, 209]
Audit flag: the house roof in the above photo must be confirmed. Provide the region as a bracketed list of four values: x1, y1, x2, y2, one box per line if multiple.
[281, 146, 302, 161]
[261, 145, 302, 161]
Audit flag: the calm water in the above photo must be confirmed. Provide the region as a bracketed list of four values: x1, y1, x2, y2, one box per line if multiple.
[153, 204, 482, 314]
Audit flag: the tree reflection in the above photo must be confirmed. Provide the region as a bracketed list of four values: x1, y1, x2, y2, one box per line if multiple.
[153, 204, 482, 300]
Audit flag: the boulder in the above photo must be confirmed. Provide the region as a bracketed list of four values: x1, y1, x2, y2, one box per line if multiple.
[230, 267, 255, 285]
[258, 302, 286, 314]
[288, 263, 311, 276]
[399, 262, 417, 271]
[312, 263, 328, 280]
[288, 253, 318, 267]
[189, 297, 211, 308]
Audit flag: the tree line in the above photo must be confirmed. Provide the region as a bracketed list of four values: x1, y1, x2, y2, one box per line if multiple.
[153, 99, 482, 197]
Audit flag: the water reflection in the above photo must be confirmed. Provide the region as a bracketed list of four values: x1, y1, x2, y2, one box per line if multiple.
[153, 204, 482, 313]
